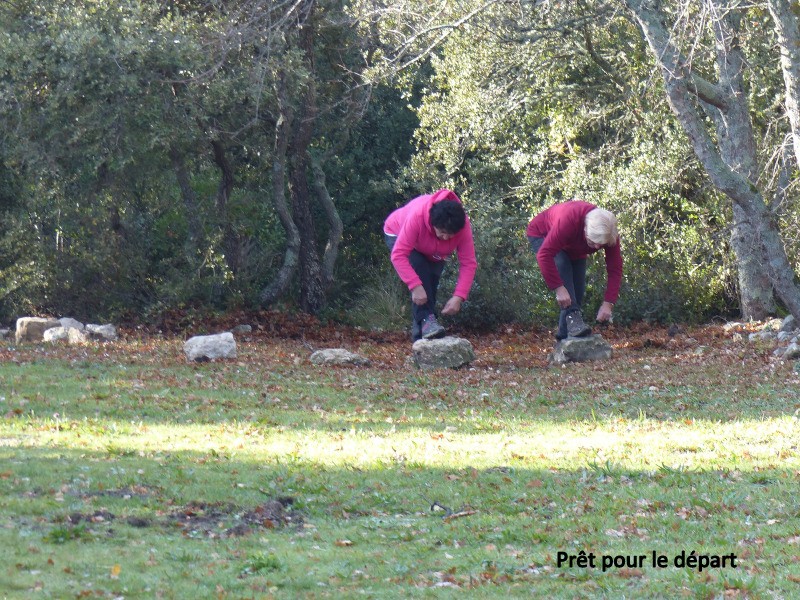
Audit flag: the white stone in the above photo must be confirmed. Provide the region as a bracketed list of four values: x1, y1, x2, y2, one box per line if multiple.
[309, 348, 370, 366]
[59, 317, 85, 331]
[552, 334, 613, 364]
[184, 332, 237, 361]
[412, 336, 475, 370]
[86, 324, 118, 341]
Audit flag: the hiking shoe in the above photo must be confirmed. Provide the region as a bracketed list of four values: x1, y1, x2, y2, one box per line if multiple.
[565, 311, 591, 338]
[421, 315, 446, 340]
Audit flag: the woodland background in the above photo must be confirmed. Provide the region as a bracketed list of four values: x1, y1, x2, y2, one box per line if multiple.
[2, 0, 800, 332]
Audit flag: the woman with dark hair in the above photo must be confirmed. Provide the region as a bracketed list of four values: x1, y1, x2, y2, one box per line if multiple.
[384, 189, 478, 341]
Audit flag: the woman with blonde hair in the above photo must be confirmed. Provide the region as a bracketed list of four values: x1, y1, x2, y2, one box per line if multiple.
[527, 200, 622, 340]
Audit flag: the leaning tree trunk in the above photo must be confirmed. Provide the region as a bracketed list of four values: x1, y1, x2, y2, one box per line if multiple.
[705, 4, 776, 319]
[729, 204, 776, 319]
[259, 71, 300, 306]
[768, 0, 800, 170]
[310, 154, 343, 289]
[624, 0, 800, 320]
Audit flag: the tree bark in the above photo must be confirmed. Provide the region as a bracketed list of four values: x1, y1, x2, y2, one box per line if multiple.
[259, 71, 300, 306]
[169, 146, 203, 260]
[211, 138, 240, 276]
[287, 2, 327, 315]
[624, 0, 800, 319]
[704, 2, 776, 318]
[767, 0, 800, 170]
[310, 154, 343, 289]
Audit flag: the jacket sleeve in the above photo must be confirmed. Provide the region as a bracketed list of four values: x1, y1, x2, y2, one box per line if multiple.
[535, 221, 569, 290]
[453, 221, 477, 300]
[389, 218, 424, 291]
[603, 242, 623, 303]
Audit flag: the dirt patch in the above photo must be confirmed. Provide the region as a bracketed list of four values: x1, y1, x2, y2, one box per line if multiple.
[167, 498, 301, 538]
[53, 496, 301, 539]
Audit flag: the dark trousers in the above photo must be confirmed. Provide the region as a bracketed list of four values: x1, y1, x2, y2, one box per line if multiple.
[528, 236, 586, 339]
[385, 234, 445, 338]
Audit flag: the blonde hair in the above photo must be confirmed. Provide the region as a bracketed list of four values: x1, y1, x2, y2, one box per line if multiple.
[585, 208, 619, 246]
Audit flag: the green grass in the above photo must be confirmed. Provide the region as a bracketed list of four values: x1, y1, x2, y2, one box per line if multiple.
[0, 330, 799, 598]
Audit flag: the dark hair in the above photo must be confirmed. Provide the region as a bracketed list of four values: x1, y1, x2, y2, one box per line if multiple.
[429, 200, 466, 234]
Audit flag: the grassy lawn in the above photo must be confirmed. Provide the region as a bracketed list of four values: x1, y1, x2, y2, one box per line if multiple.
[1, 324, 799, 598]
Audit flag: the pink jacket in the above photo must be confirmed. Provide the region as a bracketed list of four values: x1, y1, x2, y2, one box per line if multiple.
[527, 200, 623, 303]
[384, 189, 478, 300]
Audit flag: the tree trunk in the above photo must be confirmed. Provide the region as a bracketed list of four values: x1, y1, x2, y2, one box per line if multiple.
[730, 204, 776, 319]
[624, 0, 800, 320]
[169, 146, 203, 261]
[211, 138, 240, 276]
[288, 3, 327, 315]
[259, 71, 300, 306]
[288, 140, 326, 314]
[310, 154, 343, 289]
[704, 3, 775, 318]
[767, 0, 800, 170]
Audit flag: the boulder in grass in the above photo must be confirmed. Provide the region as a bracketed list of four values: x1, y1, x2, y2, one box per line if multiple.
[15, 317, 61, 344]
[412, 336, 475, 370]
[43, 327, 70, 343]
[184, 332, 237, 362]
[86, 324, 118, 341]
[59, 317, 85, 331]
[309, 348, 370, 367]
[784, 343, 800, 361]
[551, 335, 613, 365]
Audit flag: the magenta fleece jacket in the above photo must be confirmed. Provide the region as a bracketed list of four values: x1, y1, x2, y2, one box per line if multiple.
[526, 200, 623, 304]
[384, 189, 478, 300]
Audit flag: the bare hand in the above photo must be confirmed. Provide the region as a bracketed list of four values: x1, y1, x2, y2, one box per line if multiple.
[596, 301, 614, 322]
[441, 296, 463, 316]
[411, 285, 428, 306]
[555, 286, 572, 309]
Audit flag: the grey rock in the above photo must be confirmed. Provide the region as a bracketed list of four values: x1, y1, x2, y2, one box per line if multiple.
[184, 332, 237, 362]
[412, 336, 475, 370]
[59, 317, 85, 331]
[231, 324, 252, 335]
[784, 343, 800, 361]
[43, 327, 70, 343]
[309, 348, 370, 367]
[15, 317, 61, 344]
[749, 331, 776, 342]
[780, 315, 796, 333]
[86, 324, 118, 341]
[552, 334, 613, 364]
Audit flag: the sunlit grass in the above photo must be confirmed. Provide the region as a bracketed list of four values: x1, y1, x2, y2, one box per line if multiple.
[4, 415, 800, 471]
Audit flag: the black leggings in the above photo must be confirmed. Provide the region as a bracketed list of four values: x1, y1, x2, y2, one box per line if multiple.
[528, 236, 586, 339]
[385, 234, 445, 329]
